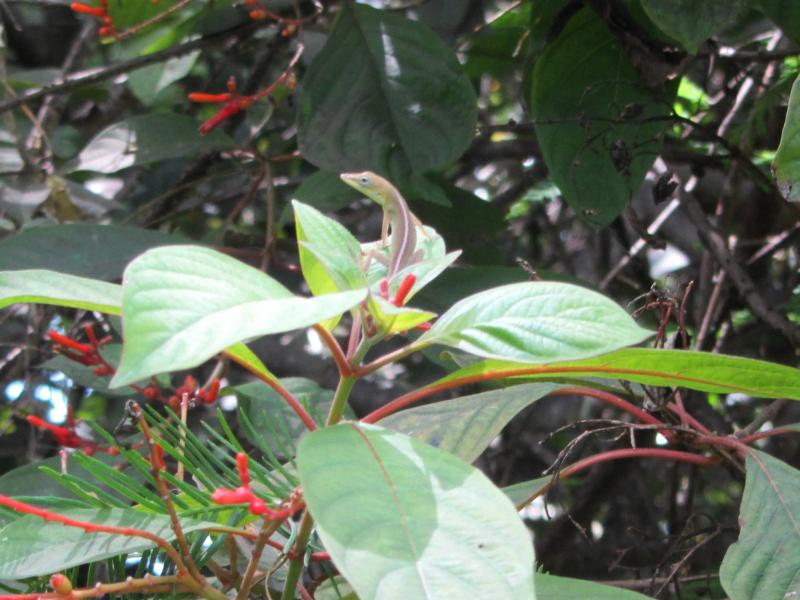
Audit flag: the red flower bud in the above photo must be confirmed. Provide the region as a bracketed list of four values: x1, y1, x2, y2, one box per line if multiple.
[50, 573, 73, 595]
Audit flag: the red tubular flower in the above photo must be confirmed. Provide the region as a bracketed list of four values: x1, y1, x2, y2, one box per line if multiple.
[48, 331, 92, 355]
[187, 92, 233, 103]
[197, 99, 251, 135]
[392, 274, 417, 307]
[70, 2, 105, 16]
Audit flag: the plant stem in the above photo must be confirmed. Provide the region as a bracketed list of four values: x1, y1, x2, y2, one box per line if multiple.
[325, 376, 356, 426]
[235, 517, 285, 600]
[279, 512, 315, 600]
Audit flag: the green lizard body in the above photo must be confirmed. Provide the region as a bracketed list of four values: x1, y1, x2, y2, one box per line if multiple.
[340, 171, 422, 279]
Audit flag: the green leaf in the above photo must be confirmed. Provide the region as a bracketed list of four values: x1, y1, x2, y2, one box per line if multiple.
[0, 508, 215, 579]
[434, 348, 800, 400]
[128, 51, 200, 106]
[381, 383, 561, 463]
[293, 170, 362, 212]
[503, 477, 550, 507]
[293, 200, 366, 295]
[365, 294, 436, 338]
[526, 8, 674, 226]
[67, 113, 233, 174]
[774, 73, 800, 202]
[720, 450, 800, 599]
[223, 343, 278, 383]
[535, 573, 654, 599]
[297, 423, 535, 599]
[0, 270, 121, 313]
[759, 0, 800, 44]
[416, 282, 652, 363]
[235, 377, 346, 452]
[297, 3, 477, 176]
[0, 223, 190, 280]
[106, 0, 180, 29]
[111, 246, 366, 386]
[641, 0, 747, 53]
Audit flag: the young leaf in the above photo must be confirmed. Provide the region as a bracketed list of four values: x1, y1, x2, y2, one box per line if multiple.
[526, 8, 674, 226]
[434, 348, 800, 400]
[111, 246, 366, 386]
[416, 282, 652, 364]
[0, 508, 216, 579]
[773, 73, 800, 202]
[293, 200, 366, 294]
[0, 270, 121, 314]
[720, 450, 800, 599]
[297, 423, 535, 599]
[380, 383, 561, 463]
[640, 0, 747, 53]
[297, 3, 477, 177]
[365, 294, 436, 338]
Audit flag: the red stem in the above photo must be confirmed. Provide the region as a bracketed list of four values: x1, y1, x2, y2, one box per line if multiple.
[0, 494, 185, 570]
[313, 324, 353, 377]
[549, 387, 677, 443]
[224, 350, 317, 431]
[517, 448, 718, 509]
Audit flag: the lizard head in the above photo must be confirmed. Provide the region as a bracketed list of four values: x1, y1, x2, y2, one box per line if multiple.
[340, 171, 388, 207]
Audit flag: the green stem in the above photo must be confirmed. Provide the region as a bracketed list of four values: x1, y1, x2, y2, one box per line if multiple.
[279, 511, 315, 600]
[325, 375, 356, 426]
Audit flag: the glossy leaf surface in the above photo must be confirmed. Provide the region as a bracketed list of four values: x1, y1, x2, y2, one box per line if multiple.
[297, 423, 535, 599]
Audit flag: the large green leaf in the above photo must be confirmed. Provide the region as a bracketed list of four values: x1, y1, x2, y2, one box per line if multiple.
[0, 223, 189, 280]
[67, 113, 233, 174]
[416, 282, 652, 363]
[297, 3, 477, 177]
[535, 573, 654, 599]
[773, 73, 800, 202]
[720, 451, 800, 599]
[641, 0, 747, 53]
[526, 8, 673, 226]
[435, 348, 800, 400]
[381, 383, 561, 463]
[0, 508, 215, 579]
[111, 246, 366, 386]
[0, 270, 121, 314]
[297, 423, 535, 599]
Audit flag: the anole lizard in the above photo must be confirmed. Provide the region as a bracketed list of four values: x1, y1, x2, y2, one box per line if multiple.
[340, 171, 425, 280]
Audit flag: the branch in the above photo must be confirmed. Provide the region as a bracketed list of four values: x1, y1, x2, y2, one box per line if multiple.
[0, 21, 265, 116]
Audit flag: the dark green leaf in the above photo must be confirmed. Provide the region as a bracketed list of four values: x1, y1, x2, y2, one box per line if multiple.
[297, 423, 535, 599]
[641, 0, 747, 53]
[526, 8, 674, 226]
[298, 3, 477, 177]
[0, 224, 189, 280]
[720, 450, 800, 599]
[381, 383, 561, 463]
[292, 170, 362, 212]
[759, 0, 800, 43]
[774, 73, 800, 202]
[416, 282, 652, 363]
[67, 113, 233, 174]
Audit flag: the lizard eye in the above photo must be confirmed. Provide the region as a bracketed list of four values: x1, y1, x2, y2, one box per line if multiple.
[359, 176, 370, 186]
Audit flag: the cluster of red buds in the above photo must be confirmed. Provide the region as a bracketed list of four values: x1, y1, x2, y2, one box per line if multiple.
[147, 375, 220, 412]
[70, 0, 116, 39]
[212, 452, 304, 518]
[188, 76, 254, 136]
[49, 325, 113, 375]
[27, 406, 118, 456]
[242, 0, 298, 35]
